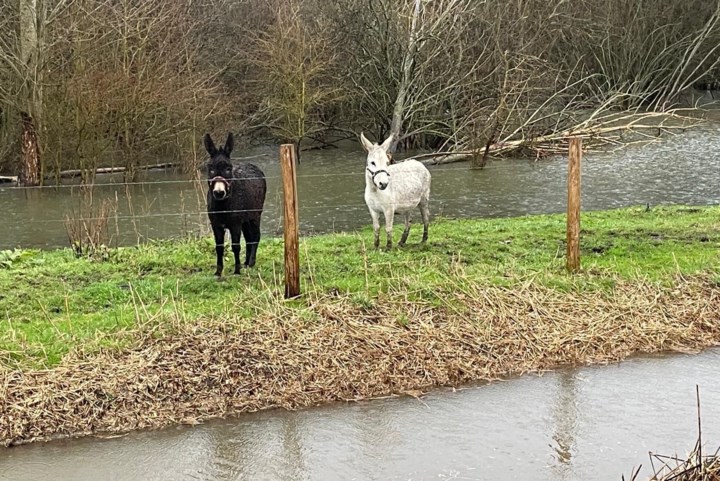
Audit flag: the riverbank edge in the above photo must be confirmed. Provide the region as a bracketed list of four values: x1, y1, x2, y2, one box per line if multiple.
[2, 273, 719, 447]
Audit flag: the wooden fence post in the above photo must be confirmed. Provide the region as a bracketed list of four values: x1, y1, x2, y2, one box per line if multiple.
[280, 144, 300, 298]
[566, 137, 582, 273]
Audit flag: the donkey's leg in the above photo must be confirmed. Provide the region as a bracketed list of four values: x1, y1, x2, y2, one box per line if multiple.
[212, 224, 226, 277]
[420, 198, 430, 244]
[384, 208, 395, 250]
[369, 209, 381, 249]
[242, 220, 261, 267]
[229, 224, 242, 274]
[399, 212, 412, 247]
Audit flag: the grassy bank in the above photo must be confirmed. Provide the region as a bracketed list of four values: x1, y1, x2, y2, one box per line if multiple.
[1, 205, 719, 445]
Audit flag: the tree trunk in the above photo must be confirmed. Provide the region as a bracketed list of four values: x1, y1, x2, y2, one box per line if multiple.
[122, 120, 139, 182]
[294, 139, 302, 164]
[388, 0, 422, 153]
[19, 112, 41, 186]
[473, 123, 497, 169]
[19, 0, 43, 186]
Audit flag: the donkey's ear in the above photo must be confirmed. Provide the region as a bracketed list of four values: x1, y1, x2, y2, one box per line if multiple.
[224, 132, 234, 155]
[359, 132, 374, 152]
[380, 134, 394, 152]
[204, 133, 217, 156]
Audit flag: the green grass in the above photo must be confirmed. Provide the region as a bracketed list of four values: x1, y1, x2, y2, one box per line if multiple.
[0, 205, 718, 369]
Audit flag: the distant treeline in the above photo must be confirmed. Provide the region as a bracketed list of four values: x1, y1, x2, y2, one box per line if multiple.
[1, 0, 719, 183]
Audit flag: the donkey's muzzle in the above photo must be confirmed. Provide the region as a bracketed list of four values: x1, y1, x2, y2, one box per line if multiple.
[368, 168, 390, 191]
[210, 176, 230, 200]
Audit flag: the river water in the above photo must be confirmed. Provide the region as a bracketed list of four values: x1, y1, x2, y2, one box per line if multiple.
[1, 126, 719, 250]
[1, 349, 719, 481]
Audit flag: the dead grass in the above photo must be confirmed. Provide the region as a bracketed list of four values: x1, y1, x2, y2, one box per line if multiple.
[641, 450, 720, 481]
[1, 276, 719, 447]
[63, 186, 118, 258]
[626, 389, 720, 481]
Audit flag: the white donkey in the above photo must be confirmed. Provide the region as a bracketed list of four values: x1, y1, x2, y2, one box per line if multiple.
[360, 132, 431, 249]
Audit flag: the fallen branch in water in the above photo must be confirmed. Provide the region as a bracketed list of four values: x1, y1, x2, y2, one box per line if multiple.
[0, 164, 182, 186]
[51, 162, 180, 179]
[417, 108, 704, 165]
[0, 175, 18, 184]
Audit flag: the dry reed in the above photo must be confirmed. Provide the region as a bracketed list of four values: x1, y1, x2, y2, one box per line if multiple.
[626, 389, 720, 481]
[1, 276, 719, 447]
[63, 187, 118, 257]
[642, 447, 720, 481]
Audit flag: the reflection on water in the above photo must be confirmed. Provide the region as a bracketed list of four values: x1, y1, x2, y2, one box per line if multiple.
[550, 372, 579, 481]
[1, 349, 719, 481]
[1, 125, 720, 249]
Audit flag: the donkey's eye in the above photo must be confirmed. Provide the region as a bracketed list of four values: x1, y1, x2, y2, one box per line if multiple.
[209, 170, 215, 176]
[370, 162, 376, 167]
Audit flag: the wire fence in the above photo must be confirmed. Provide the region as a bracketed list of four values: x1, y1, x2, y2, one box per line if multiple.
[1, 149, 718, 253]
[0, 162, 534, 191]
[5, 196, 527, 225]
[0, 159, 541, 254]
[0, 161, 535, 226]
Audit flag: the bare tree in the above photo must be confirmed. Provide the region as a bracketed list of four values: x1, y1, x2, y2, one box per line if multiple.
[18, 0, 41, 185]
[334, 0, 478, 152]
[0, 0, 72, 185]
[1, 0, 231, 181]
[243, 0, 344, 161]
[48, 0, 228, 180]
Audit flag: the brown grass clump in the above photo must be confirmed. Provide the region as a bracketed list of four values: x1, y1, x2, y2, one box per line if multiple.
[626, 441, 720, 481]
[643, 451, 720, 481]
[626, 390, 720, 481]
[1, 277, 720, 446]
[63, 186, 118, 258]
